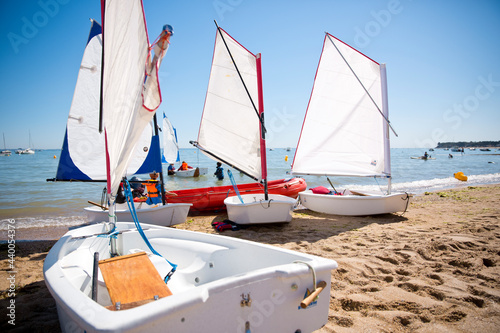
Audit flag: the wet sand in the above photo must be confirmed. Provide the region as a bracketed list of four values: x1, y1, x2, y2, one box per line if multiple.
[1, 185, 499, 332]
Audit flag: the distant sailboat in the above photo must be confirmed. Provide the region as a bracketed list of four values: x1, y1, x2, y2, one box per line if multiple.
[161, 113, 180, 164]
[16, 131, 35, 154]
[1, 133, 11, 156]
[162, 113, 208, 177]
[291, 33, 411, 216]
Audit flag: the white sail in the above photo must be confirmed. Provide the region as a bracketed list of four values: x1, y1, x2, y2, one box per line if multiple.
[162, 113, 180, 163]
[56, 19, 159, 181]
[292, 33, 389, 178]
[196, 28, 262, 181]
[101, 0, 172, 196]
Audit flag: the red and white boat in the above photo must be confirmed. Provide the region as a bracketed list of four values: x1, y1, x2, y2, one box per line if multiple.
[166, 177, 306, 213]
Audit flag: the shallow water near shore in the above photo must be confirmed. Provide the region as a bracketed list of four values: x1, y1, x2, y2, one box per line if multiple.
[0, 147, 499, 230]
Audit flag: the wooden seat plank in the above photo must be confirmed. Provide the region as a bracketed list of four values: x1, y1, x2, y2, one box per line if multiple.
[99, 252, 172, 308]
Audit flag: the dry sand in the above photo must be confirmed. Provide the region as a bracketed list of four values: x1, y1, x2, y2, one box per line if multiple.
[1, 185, 499, 332]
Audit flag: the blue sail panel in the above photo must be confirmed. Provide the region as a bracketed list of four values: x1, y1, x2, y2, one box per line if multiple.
[55, 130, 92, 181]
[87, 20, 102, 45]
[134, 135, 162, 175]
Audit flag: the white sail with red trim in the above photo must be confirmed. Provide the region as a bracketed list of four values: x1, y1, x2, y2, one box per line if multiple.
[100, 0, 172, 198]
[292, 33, 390, 178]
[195, 27, 263, 181]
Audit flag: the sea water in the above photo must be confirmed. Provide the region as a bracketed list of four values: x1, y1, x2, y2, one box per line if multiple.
[0, 148, 499, 230]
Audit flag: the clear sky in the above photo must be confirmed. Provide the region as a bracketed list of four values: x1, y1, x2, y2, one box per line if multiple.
[1, 0, 499, 150]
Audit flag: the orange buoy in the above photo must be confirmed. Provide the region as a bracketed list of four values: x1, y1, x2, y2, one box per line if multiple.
[285, 155, 288, 162]
[454, 172, 467, 181]
[53, 155, 57, 159]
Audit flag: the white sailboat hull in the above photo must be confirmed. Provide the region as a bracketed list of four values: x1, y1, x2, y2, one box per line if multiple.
[17, 148, 35, 154]
[225, 194, 296, 224]
[174, 167, 208, 177]
[84, 202, 192, 227]
[299, 190, 411, 216]
[44, 222, 337, 333]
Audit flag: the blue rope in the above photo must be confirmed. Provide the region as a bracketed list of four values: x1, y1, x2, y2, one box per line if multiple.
[123, 179, 177, 283]
[227, 170, 244, 203]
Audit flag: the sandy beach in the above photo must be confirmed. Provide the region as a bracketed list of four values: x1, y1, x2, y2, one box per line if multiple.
[1, 185, 499, 332]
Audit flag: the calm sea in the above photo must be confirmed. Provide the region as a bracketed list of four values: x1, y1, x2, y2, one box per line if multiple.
[1, 148, 499, 230]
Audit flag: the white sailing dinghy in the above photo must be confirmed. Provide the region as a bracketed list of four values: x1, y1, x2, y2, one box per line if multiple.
[291, 33, 411, 216]
[162, 113, 208, 177]
[44, 4, 337, 332]
[48, 19, 191, 226]
[161, 112, 180, 165]
[191, 23, 297, 224]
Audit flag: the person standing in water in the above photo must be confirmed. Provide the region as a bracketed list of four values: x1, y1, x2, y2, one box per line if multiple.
[214, 162, 224, 180]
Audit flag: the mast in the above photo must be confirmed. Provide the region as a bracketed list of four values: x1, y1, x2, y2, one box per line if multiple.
[153, 113, 166, 205]
[380, 63, 392, 193]
[256, 53, 268, 200]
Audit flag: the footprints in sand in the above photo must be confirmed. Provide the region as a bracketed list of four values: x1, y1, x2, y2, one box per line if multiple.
[322, 205, 500, 332]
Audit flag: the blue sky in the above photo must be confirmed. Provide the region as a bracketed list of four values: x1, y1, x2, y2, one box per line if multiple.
[1, 0, 499, 150]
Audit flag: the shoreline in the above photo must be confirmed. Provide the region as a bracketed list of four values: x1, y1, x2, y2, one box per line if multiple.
[2, 183, 499, 242]
[1, 185, 499, 332]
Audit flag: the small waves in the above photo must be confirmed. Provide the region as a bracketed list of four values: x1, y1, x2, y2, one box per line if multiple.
[0, 215, 87, 230]
[341, 173, 500, 194]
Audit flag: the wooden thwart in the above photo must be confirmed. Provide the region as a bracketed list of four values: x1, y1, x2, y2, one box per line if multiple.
[88, 200, 108, 210]
[348, 190, 370, 197]
[99, 252, 172, 310]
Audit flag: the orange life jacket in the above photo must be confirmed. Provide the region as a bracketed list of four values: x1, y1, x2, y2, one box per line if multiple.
[143, 180, 159, 197]
[180, 162, 188, 170]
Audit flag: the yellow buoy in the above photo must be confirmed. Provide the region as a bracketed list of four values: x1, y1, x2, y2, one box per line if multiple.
[285, 155, 288, 162]
[454, 172, 467, 181]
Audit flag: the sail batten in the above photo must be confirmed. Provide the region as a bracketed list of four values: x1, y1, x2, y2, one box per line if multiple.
[292, 33, 390, 178]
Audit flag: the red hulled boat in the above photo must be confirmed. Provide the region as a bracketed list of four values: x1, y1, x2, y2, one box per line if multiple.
[166, 177, 306, 213]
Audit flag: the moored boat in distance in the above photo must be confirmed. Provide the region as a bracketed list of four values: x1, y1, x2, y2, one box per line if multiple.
[1, 133, 11, 156]
[410, 156, 436, 160]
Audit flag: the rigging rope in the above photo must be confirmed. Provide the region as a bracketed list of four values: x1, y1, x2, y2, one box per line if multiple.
[227, 170, 244, 203]
[123, 179, 177, 283]
[374, 176, 387, 195]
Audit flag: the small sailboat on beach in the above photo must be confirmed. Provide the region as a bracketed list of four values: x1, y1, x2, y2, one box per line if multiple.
[191, 23, 298, 224]
[44, 3, 337, 332]
[48, 19, 190, 226]
[291, 33, 411, 216]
